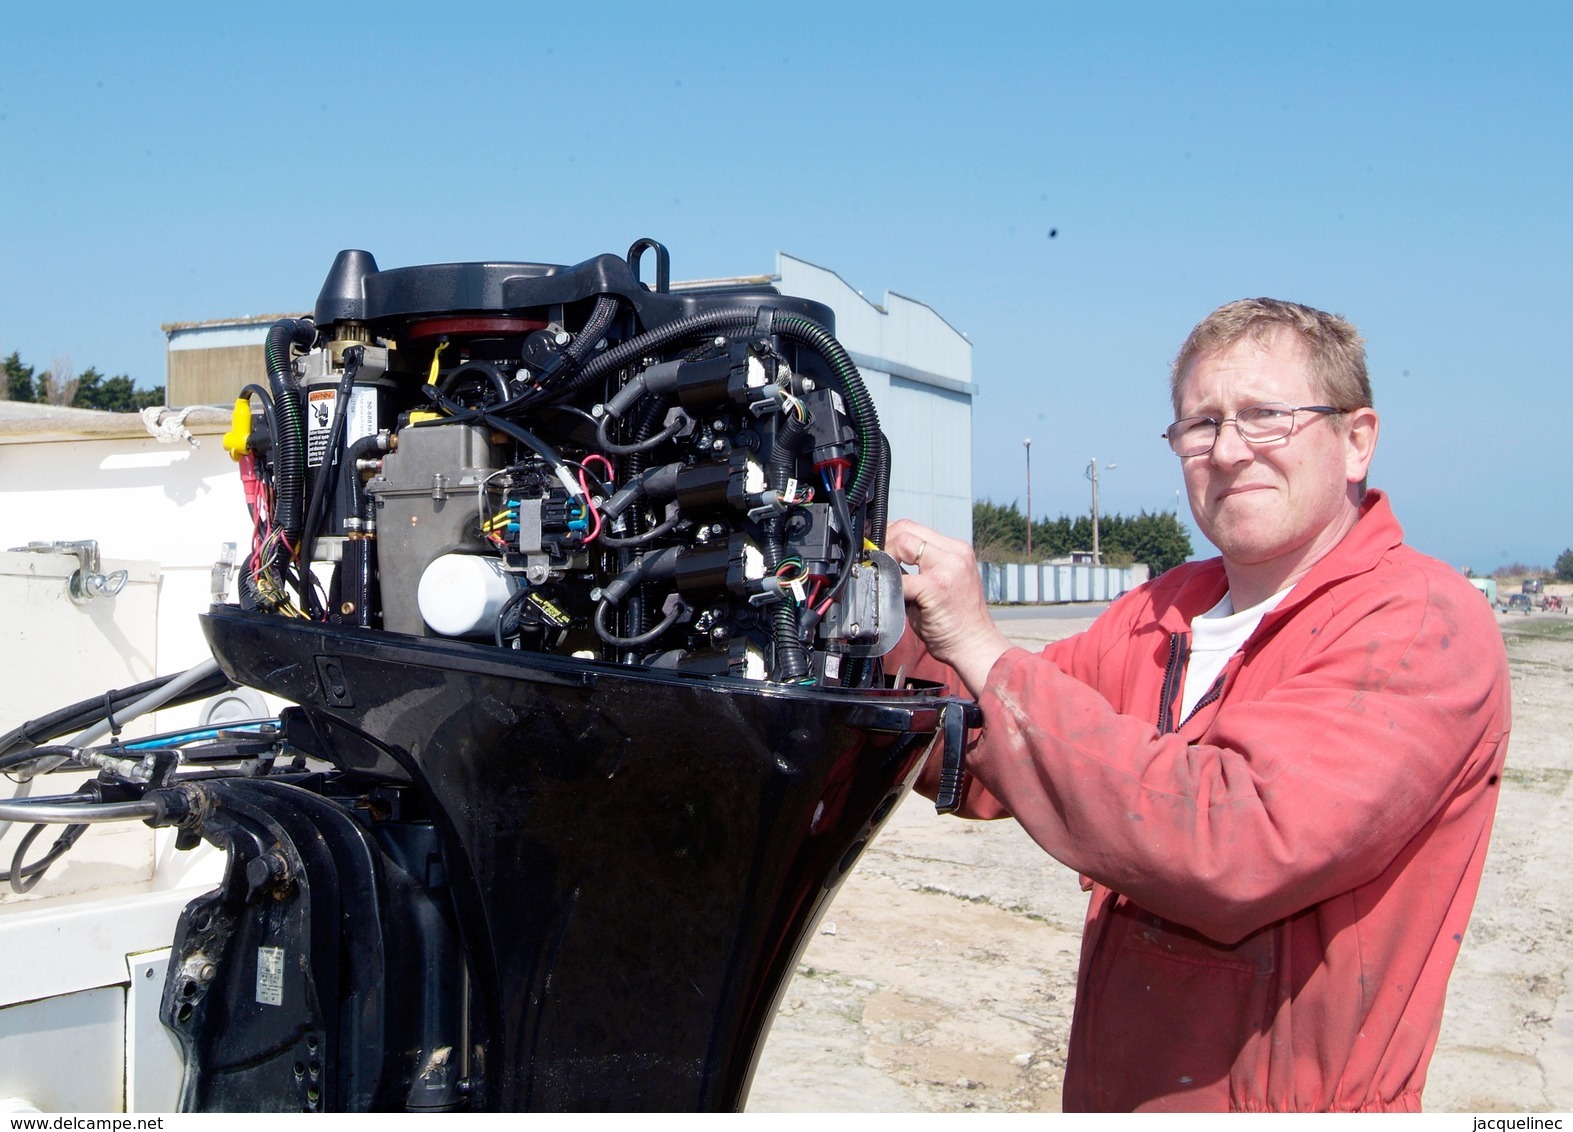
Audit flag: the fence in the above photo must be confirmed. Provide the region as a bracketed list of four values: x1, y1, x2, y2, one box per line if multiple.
[977, 561, 1150, 605]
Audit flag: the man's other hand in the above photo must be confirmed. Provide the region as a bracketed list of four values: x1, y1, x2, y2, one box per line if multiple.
[887, 519, 1012, 696]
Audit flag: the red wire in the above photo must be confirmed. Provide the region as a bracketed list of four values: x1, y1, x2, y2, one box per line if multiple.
[578, 465, 604, 543]
[581, 453, 615, 485]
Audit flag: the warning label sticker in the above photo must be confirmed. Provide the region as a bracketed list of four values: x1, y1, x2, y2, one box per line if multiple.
[306, 387, 380, 466]
[257, 945, 285, 1006]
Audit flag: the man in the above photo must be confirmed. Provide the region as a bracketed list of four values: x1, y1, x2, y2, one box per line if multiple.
[886, 298, 1510, 1112]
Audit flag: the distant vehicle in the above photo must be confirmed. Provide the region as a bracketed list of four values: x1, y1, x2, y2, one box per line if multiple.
[1468, 577, 1499, 605]
[1523, 579, 1544, 595]
[1541, 595, 1566, 613]
[1506, 593, 1534, 614]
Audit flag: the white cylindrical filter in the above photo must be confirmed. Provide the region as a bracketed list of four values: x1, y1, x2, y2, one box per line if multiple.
[418, 554, 517, 637]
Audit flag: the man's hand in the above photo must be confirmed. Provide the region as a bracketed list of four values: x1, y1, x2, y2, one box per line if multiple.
[886, 518, 1012, 696]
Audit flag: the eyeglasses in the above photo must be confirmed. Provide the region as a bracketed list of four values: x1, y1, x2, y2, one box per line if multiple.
[1163, 404, 1346, 457]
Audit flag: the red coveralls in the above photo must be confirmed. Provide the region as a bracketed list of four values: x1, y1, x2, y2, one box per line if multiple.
[898, 491, 1511, 1110]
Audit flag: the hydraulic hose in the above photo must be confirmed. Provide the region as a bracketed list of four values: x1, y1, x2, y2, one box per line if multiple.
[263, 318, 317, 544]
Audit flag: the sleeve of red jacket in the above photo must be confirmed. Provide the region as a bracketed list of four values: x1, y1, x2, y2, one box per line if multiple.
[965, 565, 1510, 945]
[890, 588, 1150, 820]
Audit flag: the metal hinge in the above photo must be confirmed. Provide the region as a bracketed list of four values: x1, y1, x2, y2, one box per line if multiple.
[8, 539, 129, 605]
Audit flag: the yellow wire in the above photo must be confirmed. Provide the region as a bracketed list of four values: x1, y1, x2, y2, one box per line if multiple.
[427, 339, 449, 386]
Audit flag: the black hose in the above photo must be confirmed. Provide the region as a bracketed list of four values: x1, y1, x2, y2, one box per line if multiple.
[572, 307, 881, 510]
[0, 744, 80, 775]
[868, 428, 892, 549]
[300, 347, 363, 615]
[440, 360, 512, 405]
[598, 509, 681, 547]
[239, 383, 278, 451]
[772, 314, 883, 509]
[263, 318, 317, 543]
[494, 585, 534, 649]
[773, 601, 811, 683]
[560, 307, 759, 400]
[593, 599, 682, 648]
[343, 434, 384, 523]
[595, 410, 688, 455]
[765, 413, 811, 682]
[413, 395, 570, 473]
[564, 295, 621, 368]
[0, 669, 233, 763]
[6, 820, 87, 892]
[339, 434, 385, 629]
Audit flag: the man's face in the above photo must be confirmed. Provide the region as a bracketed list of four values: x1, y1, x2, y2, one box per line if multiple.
[1177, 331, 1376, 575]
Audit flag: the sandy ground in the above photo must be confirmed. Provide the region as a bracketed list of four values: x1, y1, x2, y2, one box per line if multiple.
[747, 607, 1573, 1113]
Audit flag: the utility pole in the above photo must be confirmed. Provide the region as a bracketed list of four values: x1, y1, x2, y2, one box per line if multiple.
[1023, 438, 1033, 560]
[1086, 457, 1116, 565]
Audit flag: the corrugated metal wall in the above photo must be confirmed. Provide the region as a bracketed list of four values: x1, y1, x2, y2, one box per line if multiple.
[167, 343, 266, 407]
[978, 561, 1150, 604]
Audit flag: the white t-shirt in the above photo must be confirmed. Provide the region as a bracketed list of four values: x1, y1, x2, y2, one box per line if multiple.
[1178, 587, 1293, 723]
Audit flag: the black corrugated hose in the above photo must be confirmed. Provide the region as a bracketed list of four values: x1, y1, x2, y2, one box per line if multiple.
[771, 315, 884, 514]
[263, 318, 317, 543]
[766, 413, 811, 683]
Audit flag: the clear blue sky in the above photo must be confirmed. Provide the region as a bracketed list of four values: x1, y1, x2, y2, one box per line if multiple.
[3, 1, 1568, 572]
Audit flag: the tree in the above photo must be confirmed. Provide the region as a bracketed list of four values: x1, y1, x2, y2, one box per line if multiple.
[972, 499, 1027, 561]
[40, 354, 77, 406]
[1556, 549, 1573, 582]
[971, 501, 1193, 575]
[1105, 510, 1193, 576]
[0, 351, 162, 411]
[2, 351, 39, 402]
[72, 367, 165, 412]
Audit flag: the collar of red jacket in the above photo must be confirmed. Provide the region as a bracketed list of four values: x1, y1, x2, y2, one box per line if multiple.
[1153, 489, 1405, 634]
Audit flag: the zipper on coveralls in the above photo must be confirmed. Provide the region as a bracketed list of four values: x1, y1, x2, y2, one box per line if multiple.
[1181, 673, 1226, 728]
[1159, 630, 1229, 734]
[1158, 632, 1189, 735]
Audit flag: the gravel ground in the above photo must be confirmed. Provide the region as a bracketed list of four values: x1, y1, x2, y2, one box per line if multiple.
[746, 608, 1573, 1113]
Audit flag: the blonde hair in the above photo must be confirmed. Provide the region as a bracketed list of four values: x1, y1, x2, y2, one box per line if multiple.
[1170, 298, 1371, 416]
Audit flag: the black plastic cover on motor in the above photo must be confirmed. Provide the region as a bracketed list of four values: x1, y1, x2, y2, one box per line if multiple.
[191, 606, 953, 1111]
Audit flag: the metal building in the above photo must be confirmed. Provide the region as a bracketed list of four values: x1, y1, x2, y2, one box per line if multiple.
[162, 312, 306, 407]
[162, 251, 976, 542]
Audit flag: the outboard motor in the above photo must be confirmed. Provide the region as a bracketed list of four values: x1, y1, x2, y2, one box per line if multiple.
[149, 240, 972, 1110]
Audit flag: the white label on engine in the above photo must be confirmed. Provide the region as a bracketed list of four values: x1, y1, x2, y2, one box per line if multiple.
[256, 945, 285, 1006]
[306, 386, 380, 466]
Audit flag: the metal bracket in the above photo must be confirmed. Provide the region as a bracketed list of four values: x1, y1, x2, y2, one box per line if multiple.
[8, 539, 129, 605]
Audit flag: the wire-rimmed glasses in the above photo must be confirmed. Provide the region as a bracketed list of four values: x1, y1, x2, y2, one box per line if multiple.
[1163, 404, 1347, 457]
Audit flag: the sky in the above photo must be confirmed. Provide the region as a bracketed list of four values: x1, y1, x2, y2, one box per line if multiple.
[2, 1, 1569, 573]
